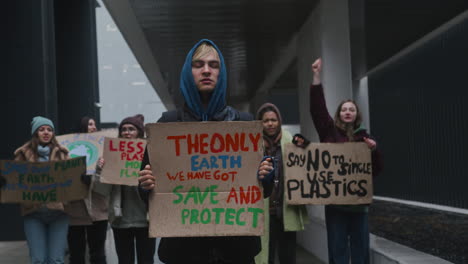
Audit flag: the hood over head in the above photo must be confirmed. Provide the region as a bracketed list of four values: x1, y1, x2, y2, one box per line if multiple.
[256, 103, 283, 154]
[179, 39, 227, 121]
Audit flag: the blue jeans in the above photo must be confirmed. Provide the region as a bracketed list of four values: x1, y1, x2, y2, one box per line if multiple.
[325, 206, 369, 264]
[23, 207, 69, 264]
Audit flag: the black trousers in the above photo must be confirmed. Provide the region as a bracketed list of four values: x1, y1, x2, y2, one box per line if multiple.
[68, 220, 108, 264]
[268, 215, 297, 264]
[112, 227, 156, 264]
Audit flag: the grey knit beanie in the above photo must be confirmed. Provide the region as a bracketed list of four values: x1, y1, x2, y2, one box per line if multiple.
[31, 116, 54, 135]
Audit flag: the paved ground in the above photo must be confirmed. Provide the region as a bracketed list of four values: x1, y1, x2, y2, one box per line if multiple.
[0, 241, 28, 263]
[369, 200, 468, 264]
[297, 245, 324, 264]
[0, 229, 163, 264]
[0, 229, 324, 264]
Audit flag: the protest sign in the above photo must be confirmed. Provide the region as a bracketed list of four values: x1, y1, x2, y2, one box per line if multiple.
[284, 142, 372, 205]
[100, 137, 147, 186]
[146, 121, 264, 237]
[57, 129, 117, 174]
[0, 157, 87, 203]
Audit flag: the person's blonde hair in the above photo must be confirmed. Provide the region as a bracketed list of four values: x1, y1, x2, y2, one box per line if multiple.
[192, 43, 219, 61]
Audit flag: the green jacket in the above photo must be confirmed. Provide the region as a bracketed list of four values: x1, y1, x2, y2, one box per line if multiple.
[255, 129, 309, 264]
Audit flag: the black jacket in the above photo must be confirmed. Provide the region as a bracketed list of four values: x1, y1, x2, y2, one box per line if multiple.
[140, 106, 264, 263]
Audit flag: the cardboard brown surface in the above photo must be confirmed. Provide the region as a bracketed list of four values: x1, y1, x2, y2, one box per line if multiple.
[146, 121, 264, 237]
[56, 129, 118, 175]
[284, 142, 373, 205]
[100, 137, 147, 186]
[0, 157, 88, 203]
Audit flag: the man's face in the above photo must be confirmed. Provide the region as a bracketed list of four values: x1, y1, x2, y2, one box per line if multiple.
[191, 52, 220, 94]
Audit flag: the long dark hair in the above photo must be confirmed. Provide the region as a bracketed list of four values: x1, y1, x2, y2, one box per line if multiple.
[333, 99, 362, 141]
[79, 116, 96, 133]
[26, 131, 60, 161]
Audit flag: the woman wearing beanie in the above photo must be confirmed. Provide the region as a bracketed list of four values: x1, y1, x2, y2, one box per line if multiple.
[66, 116, 109, 264]
[95, 114, 156, 264]
[255, 104, 308, 264]
[13, 116, 70, 263]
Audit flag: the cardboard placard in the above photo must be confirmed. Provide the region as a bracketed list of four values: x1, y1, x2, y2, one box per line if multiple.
[0, 157, 87, 203]
[284, 142, 373, 205]
[56, 129, 117, 174]
[146, 121, 264, 237]
[100, 137, 147, 186]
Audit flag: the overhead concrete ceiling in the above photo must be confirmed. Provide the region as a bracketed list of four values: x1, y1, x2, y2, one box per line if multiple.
[102, 0, 467, 109]
[103, 0, 318, 109]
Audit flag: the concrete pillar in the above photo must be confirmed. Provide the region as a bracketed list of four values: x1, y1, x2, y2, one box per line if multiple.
[296, 0, 354, 262]
[354, 77, 370, 131]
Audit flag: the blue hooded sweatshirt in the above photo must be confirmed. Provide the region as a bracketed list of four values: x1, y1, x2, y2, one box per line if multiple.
[179, 39, 227, 121]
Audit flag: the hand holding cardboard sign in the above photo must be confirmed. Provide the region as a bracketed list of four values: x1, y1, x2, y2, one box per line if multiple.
[97, 157, 105, 169]
[292, 133, 310, 148]
[363, 137, 377, 150]
[257, 158, 273, 180]
[294, 136, 304, 146]
[138, 164, 155, 190]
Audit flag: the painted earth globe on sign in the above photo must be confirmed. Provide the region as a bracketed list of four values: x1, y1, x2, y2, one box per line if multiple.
[67, 141, 98, 165]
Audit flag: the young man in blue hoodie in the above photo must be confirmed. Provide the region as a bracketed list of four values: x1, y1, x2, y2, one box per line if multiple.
[138, 39, 274, 264]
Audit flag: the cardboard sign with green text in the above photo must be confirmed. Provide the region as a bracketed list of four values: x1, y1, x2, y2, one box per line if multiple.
[0, 157, 87, 204]
[284, 142, 373, 205]
[100, 137, 147, 186]
[56, 129, 118, 175]
[146, 121, 264, 237]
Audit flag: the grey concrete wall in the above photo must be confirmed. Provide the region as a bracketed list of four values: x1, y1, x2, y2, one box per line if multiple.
[354, 77, 370, 131]
[295, 3, 327, 262]
[295, 0, 354, 262]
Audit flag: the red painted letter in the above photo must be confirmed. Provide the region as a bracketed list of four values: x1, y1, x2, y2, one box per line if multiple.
[167, 135, 187, 156]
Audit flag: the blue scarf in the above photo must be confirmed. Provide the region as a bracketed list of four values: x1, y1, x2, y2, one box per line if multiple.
[37, 145, 50, 162]
[179, 39, 227, 121]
